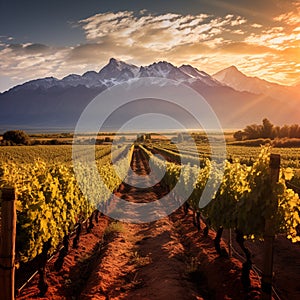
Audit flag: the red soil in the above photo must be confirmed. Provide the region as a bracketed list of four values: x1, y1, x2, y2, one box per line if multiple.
[17, 217, 109, 299]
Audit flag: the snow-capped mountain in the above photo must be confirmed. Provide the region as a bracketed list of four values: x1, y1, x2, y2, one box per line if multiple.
[179, 65, 221, 87]
[99, 58, 139, 80]
[62, 72, 104, 88]
[6, 58, 221, 93]
[12, 77, 61, 92]
[0, 58, 299, 131]
[138, 61, 189, 81]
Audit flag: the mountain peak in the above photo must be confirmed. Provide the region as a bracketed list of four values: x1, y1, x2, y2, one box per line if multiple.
[108, 57, 125, 66]
[146, 60, 176, 69]
[213, 65, 245, 82]
[179, 64, 220, 86]
[109, 57, 118, 63]
[179, 64, 209, 77]
[106, 57, 137, 68]
[213, 65, 282, 95]
[138, 60, 191, 80]
[99, 58, 139, 79]
[219, 65, 242, 75]
[227, 65, 239, 71]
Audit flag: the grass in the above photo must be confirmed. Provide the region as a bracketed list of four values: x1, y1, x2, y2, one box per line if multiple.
[131, 251, 152, 267]
[186, 257, 200, 274]
[104, 221, 125, 237]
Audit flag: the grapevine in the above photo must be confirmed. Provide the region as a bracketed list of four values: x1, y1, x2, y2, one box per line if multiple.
[0, 144, 134, 263]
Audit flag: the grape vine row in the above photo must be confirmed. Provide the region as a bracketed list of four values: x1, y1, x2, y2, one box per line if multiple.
[0, 144, 134, 263]
[140, 144, 300, 243]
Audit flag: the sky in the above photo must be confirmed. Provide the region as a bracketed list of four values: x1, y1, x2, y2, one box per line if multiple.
[0, 0, 300, 92]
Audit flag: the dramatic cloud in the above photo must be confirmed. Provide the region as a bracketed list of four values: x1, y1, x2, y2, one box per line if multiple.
[1, 5, 300, 90]
[274, 1, 300, 25]
[78, 11, 245, 51]
[0, 43, 69, 80]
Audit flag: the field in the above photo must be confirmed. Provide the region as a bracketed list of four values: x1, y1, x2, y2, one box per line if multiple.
[2, 142, 300, 168]
[0, 145, 112, 164]
[1, 137, 300, 299]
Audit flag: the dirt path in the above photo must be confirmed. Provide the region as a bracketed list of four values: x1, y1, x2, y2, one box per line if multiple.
[79, 147, 261, 299]
[80, 147, 202, 299]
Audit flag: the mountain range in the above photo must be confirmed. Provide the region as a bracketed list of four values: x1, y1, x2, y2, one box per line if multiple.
[0, 58, 299, 131]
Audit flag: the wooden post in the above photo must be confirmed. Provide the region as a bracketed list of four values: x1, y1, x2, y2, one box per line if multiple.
[228, 228, 232, 257]
[0, 187, 16, 300]
[261, 154, 280, 300]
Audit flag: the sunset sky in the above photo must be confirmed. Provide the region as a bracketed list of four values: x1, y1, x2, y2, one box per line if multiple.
[0, 0, 300, 92]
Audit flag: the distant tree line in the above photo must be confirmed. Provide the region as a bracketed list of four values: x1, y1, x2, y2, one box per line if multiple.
[0, 130, 119, 146]
[1, 130, 31, 145]
[234, 118, 300, 141]
[0, 130, 71, 146]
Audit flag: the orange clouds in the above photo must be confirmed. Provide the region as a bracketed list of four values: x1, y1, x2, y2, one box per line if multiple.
[0, 2, 300, 88]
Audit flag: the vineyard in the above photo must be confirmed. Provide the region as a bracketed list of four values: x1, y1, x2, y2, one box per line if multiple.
[1, 141, 300, 299]
[142, 143, 300, 241]
[0, 145, 112, 164]
[153, 140, 300, 169]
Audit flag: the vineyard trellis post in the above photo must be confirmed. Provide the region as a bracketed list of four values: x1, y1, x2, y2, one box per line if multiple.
[0, 186, 16, 300]
[261, 154, 280, 300]
[228, 228, 232, 257]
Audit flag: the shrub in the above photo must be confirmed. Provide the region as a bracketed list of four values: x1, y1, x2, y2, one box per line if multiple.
[104, 222, 124, 237]
[272, 138, 300, 148]
[2, 130, 30, 145]
[228, 138, 271, 147]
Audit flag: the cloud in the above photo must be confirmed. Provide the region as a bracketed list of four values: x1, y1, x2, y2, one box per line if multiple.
[78, 11, 247, 51]
[65, 11, 252, 69]
[232, 29, 245, 35]
[237, 2, 300, 84]
[245, 2, 300, 52]
[237, 54, 300, 84]
[0, 8, 299, 90]
[0, 43, 71, 81]
[273, 1, 300, 25]
[245, 30, 300, 50]
[251, 23, 263, 28]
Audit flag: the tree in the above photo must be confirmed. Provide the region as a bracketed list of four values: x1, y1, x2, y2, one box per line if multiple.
[279, 125, 289, 138]
[261, 118, 274, 139]
[288, 124, 300, 138]
[233, 130, 244, 141]
[2, 130, 30, 145]
[272, 126, 280, 138]
[243, 124, 262, 140]
[236, 119, 300, 141]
